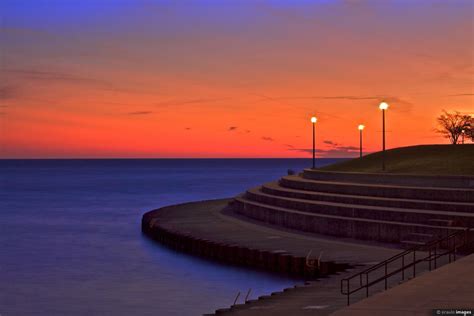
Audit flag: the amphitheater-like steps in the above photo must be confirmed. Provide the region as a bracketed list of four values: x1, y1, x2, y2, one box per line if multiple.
[261, 182, 474, 213]
[245, 187, 474, 227]
[303, 169, 474, 188]
[232, 170, 474, 247]
[233, 196, 467, 244]
[280, 175, 474, 203]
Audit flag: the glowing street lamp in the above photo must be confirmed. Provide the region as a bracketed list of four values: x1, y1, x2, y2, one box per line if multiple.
[462, 129, 465, 144]
[379, 102, 389, 171]
[358, 124, 365, 158]
[311, 116, 317, 169]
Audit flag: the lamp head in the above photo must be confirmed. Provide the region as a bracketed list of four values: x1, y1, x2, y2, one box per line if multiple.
[379, 102, 389, 110]
[358, 124, 365, 131]
[311, 116, 317, 123]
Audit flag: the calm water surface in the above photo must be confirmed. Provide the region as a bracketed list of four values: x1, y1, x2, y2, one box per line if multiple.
[0, 159, 341, 316]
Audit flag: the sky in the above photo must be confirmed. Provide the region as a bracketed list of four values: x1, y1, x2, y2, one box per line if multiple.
[1, 0, 473, 158]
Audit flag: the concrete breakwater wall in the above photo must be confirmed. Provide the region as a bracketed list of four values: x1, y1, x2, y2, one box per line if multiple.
[142, 207, 349, 279]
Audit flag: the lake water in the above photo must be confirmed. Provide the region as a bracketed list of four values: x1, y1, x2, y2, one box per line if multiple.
[0, 158, 341, 315]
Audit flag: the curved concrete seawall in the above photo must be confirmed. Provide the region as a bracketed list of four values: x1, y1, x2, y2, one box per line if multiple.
[142, 200, 350, 279]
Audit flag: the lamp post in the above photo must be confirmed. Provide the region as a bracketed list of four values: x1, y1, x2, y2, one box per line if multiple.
[379, 102, 389, 171]
[311, 116, 317, 169]
[358, 124, 365, 158]
[461, 129, 465, 144]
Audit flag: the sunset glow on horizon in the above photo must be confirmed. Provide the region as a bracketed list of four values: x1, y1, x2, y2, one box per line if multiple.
[1, 0, 473, 158]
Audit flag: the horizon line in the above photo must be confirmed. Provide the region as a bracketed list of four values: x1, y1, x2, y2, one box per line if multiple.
[0, 157, 352, 160]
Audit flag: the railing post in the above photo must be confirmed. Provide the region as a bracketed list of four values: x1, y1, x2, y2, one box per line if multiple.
[448, 236, 452, 263]
[384, 262, 388, 290]
[434, 244, 437, 269]
[402, 255, 405, 281]
[454, 238, 457, 262]
[413, 250, 416, 278]
[428, 247, 432, 271]
[366, 273, 369, 298]
[347, 280, 350, 305]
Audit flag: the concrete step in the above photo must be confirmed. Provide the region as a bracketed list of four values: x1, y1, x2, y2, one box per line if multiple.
[407, 233, 435, 242]
[280, 175, 474, 203]
[427, 219, 455, 226]
[261, 182, 474, 213]
[233, 196, 466, 244]
[245, 188, 474, 228]
[302, 169, 474, 189]
[400, 240, 427, 248]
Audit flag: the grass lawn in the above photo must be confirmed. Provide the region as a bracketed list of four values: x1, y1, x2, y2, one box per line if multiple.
[321, 144, 474, 176]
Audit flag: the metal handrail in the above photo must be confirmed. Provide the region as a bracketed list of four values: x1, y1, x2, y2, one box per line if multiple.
[341, 228, 472, 305]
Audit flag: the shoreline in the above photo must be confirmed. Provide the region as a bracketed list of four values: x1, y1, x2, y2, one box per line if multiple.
[142, 198, 402, 315]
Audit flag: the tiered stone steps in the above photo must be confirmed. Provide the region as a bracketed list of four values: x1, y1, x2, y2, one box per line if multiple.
[233, 170, 474, 247]
[261, 182, 474, 213]
[280, 176, 474, 202]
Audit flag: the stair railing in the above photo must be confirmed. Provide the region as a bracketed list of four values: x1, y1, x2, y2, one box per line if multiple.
[341, 228, 472, 306]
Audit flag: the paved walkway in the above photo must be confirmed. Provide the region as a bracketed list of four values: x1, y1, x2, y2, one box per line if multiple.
[332, 254, 474, 316]
[154, 199, 401, 265]
[148, 199, 404, 315]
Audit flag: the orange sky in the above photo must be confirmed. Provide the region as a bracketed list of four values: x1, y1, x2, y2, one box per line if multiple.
[1, 0, 473, 158]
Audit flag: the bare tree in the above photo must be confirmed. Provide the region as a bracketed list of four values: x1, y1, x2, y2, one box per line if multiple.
[436, 110, 472, 144]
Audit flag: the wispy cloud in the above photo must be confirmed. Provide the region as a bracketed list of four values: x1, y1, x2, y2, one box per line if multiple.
[447, 93, 474, 97]
[253, 93, 414, 114]
[3, 68, 155, 95]
[262, 136, 274, 141]
[127, 111, 153, 116]
[289, 137, 361, 157]
[4, 69, 108, 86]
[253, 94, 380, 102]
[383, 97, 414, 113]
[0, 85, 20, 100]
[323, 140, 338, 146]
[228, 126, 238, 131]
[288, 147, 360, 158]
[155, 98, 230, 108]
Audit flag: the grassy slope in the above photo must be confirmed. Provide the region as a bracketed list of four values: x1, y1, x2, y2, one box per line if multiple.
[321, 144, 474, 176]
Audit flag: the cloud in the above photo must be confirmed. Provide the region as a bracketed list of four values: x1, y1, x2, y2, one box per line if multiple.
[383, 97, 414, 113]
[0, 85, 20, 100]
[3, 68, 153, 95]
[323, 140, 339, 146]
[228, 126, 238, 131]
[4, 69, 108, 86]
[155, 98, 230, 108]
[315, 96, 379, 101]
[288, 147, 360, 158]
[447, 93, 474, 97]
[289, 137, 361, 157]
[185, 127, 192, 130]
[261, 136, 274, 141]
[323, 139, 359, 152]
[285, 144, 295, 148]
[127, 111, 153, 115]
[253, 93, 414, 114]
[253, 93, 379, 102]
